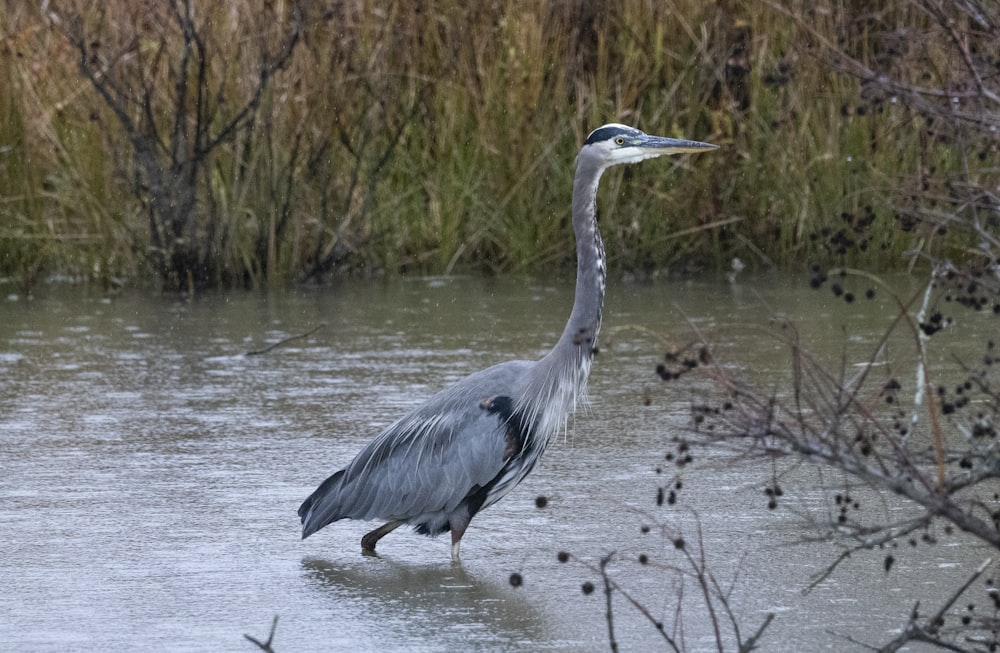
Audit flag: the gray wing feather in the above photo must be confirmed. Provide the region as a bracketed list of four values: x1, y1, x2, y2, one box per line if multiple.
[300, 360, 532, 534]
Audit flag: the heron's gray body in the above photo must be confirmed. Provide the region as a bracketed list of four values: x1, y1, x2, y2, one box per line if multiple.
[298, 124, 717, 558]
[300, 360, 537, 540]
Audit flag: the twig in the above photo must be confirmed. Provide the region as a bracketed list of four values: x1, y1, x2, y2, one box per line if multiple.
[246, 324, 325, 356]
[740, 613, 774, 653]
[244, 615, 279, 652]
[923, 557, 993, 635]
[676, 520, 724, 653]
[599, 553, 619, 653]
[919, 0, 1000, 104]
[830, 558, 992, 651]
[804, 515, 932, 592]
[568, 550, 681, 652]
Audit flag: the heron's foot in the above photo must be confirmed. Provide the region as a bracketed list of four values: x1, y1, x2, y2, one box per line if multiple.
[361, 520, 403, 555]
[360, 532, 379, 553]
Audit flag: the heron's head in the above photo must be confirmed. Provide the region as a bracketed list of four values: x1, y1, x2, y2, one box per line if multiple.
[580, 124, 718, 170]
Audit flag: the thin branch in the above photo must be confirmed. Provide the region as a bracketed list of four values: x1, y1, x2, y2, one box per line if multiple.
[919, 0, 1000, 104]
[244, 615, 279, 653]
[599, 553, 618, 653]
[740, 613, 774, 653]
[804, 515, 932, 592]
[245, 324, 325, 356]
[679, 521, 724, 653]
[199, 4, 302, 155]
[876, 559, 992, 652]
[566, 551, 682, 652]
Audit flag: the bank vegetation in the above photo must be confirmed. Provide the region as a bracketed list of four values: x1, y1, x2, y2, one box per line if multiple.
[0, 0, 996, 291]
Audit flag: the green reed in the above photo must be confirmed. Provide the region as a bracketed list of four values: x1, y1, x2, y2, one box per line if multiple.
[0, 0, 991, 289]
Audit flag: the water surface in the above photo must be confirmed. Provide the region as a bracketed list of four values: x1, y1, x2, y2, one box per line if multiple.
[1, 275, 992, 651]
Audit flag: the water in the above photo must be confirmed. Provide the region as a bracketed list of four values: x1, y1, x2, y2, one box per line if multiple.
[0, 275, 993, 651]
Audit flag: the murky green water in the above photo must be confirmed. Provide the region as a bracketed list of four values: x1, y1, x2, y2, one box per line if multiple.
[1, 275, 993, 651]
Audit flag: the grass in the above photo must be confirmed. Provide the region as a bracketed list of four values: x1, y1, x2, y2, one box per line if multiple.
[0, 0, 995, 288]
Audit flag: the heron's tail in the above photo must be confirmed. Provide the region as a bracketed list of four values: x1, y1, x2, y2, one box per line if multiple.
[298, 469, 346, 539]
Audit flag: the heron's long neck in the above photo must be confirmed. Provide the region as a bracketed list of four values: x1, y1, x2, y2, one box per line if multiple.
[560, 158, 607, 357]
[519, 158, 606, 435]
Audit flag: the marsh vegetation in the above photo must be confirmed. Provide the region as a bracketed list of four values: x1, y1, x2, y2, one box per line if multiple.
[1, 1, 995, 290]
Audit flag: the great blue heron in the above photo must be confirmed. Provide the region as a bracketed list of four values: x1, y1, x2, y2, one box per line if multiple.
[299, 124, 717, 560]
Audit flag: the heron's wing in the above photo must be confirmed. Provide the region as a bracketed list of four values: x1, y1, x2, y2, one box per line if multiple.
[342, 398, 510, 519]
[299, 361, 532, 535]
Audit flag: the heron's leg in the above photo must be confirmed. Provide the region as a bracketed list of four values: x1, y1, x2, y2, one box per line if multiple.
[361, 520, 403, 554]
[450, 517, 470, 563]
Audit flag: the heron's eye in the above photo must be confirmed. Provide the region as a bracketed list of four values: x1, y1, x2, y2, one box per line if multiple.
[614, 136, 625, 145]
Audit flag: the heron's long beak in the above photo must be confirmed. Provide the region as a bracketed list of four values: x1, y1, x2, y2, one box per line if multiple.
[638, 135, 719, 155]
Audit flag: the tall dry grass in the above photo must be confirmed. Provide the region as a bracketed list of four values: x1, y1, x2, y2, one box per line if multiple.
[0, 0, 994, 288]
